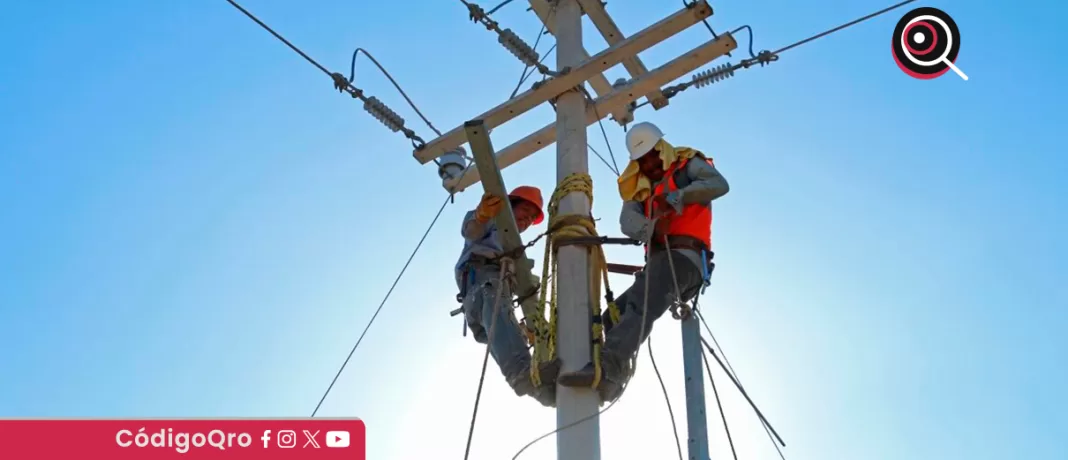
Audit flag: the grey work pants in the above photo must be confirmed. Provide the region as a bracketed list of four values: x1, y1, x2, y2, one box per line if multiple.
[462, 265, 531, 379]
[603, 249, 704, 359]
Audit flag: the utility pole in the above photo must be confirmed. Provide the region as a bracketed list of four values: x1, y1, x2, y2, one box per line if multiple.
[552, 1, 600, 459]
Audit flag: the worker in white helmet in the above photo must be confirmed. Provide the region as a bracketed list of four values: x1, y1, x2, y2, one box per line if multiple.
[455, 186, 560, 407]
[557, 121, 729, 402]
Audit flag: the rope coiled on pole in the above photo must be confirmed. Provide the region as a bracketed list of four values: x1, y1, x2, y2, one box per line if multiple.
[529, 173, 621, 389]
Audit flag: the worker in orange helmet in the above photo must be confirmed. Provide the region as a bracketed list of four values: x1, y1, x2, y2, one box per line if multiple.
[557, 121, 729, 403]
[454, 185, 559, 407]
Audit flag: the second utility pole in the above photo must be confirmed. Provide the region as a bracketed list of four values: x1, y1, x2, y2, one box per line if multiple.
[553, 1, 600, 459]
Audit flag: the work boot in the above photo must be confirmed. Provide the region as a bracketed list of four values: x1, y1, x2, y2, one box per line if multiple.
[506, 358, 562, 398]
[530, 384, 556, 408]
[597, 354, 635, 404]
[556, 348, 628, 389]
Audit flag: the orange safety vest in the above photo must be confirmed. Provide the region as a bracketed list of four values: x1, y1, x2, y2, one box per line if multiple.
[644, 156, 713, 249]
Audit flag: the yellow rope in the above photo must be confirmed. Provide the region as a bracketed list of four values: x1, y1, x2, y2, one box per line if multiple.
[529, 173, 621, 389]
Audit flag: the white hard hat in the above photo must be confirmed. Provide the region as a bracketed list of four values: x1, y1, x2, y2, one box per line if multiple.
[626, 122, 664, 161]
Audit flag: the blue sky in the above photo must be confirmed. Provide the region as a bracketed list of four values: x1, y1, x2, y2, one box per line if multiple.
[1, 0, 1065, 459]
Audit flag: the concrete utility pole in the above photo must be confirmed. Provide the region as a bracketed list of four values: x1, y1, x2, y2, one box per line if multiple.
[551, 1, 600, 459]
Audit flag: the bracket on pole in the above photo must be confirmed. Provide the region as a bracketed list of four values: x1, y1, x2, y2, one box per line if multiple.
[463, 120, 547, 354]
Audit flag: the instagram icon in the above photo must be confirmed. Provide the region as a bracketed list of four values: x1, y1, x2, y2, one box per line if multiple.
[277, 430, 297, 448]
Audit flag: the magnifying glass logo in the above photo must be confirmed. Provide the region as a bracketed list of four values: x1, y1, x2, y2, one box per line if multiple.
[892, 7, 967, 81]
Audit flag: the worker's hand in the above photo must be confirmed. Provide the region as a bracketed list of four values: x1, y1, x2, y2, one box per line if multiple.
[652, 194, 676, 218]
[475, 193, 504, 223]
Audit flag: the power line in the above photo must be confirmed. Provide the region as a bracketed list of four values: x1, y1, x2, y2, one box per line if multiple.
[696, 309, 787, 460]
[775, 0, 916, 55]
[459, 0, 557, 76]
[652, 0, 919, 105]
[698, 333, 786, 447]
[700, 337, 739, 460]
[486, 0, 516, 15]
[311, 193, 454, 416]
[348, 48, 443, 137]
[224, 0, 331, 78]
[508, 23, 553, 99]
[224, 0, 428, 148]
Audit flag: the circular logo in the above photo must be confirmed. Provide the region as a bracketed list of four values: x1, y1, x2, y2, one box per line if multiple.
[891, 7, 967, 80]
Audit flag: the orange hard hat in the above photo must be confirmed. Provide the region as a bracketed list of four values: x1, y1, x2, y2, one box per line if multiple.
[508, 185, 545, 225]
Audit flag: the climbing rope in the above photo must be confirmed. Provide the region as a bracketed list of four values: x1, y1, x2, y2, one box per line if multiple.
[529, 173, 621, 389]
[463, 258, 516, 460]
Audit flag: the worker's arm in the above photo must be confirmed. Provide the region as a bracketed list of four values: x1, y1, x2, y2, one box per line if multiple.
[462, 194, 504, 240]
[664, 158, 730, 211]
[461, 210, 493, 241]
[619, 200, 653, 242]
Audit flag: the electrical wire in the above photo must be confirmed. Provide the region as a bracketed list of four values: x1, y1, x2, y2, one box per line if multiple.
[486, 0, 515, 15]
[653, 0, 919, 107]
[508, 21, 553, 99]
[511, 43, 555, 98]
[459, 0, 556, 76]
[310, 157, 481, 416]
[648, 336, 685, 460]
[729, 25, 759, 60]
[697, 334, 786, 448]
[697, 309, 787, 460]
[348, 48, 442, 137]
[699, 333, 739, 460]
[223, 0, 428, 148]
[575, 86, 621, 177]
[311, 192, 453, 416]
[683, 0, 728, 57]
[775, 0, 916, 55]
[500, 3, 621, 179]
[591, 108, 620, 176]
[225, 0, 332, 79]
[512, 41, 618, 178]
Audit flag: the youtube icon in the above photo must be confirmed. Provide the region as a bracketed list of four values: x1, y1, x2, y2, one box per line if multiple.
[325, 430, 350, 448]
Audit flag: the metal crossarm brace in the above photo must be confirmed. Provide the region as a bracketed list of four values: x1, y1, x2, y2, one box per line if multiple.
[445, 33, 737, 191]
[462, 120, 544, 348]
[576, 0, 671, 109]
[414, 1, 713, 165]
[527, 0, 628, 123]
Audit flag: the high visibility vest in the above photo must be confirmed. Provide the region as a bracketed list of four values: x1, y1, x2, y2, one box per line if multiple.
[644, 156, 713, 249]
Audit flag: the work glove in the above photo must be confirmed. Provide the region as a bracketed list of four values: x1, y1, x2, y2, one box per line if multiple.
[475, 193, 504, 223]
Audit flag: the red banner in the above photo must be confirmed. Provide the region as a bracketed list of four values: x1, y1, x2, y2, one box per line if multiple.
[0, 418, 366, 459]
